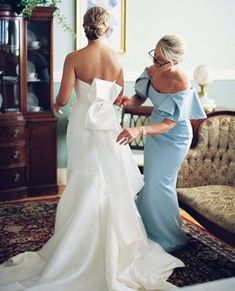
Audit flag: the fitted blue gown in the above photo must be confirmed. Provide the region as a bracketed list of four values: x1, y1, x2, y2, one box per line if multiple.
[135, 68, 207, 252]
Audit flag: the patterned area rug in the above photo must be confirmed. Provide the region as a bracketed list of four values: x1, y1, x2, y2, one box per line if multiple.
[0, 199, 234, 287]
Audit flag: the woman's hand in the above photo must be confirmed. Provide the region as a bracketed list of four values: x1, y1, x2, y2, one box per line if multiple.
[116, 127, 141, 145]
[54, 103, 63, 115]
[115, 95, 133, 107]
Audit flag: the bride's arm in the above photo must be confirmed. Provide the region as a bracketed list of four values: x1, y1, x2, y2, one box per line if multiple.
[54, 53, 76, 114]
[113, 68, 124, 105]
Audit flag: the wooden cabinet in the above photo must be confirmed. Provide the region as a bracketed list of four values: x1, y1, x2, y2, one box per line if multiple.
[0, 5, 58, 201]
[27, 118, 57, 196]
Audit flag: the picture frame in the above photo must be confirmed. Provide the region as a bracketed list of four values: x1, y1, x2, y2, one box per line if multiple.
[76, 0, 126, 53]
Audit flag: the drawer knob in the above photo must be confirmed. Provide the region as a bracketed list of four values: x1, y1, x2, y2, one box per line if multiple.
[13, 173, 21, 182]
[12, 129, 21, 138]
[12, 150, 20, 160]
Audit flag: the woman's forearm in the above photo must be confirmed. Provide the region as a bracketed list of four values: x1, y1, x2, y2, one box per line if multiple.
[143, 119, 177, 135]
[129, 94, 146, 106]
[133, 119, 176, 136]
[116, 119, 177, 145]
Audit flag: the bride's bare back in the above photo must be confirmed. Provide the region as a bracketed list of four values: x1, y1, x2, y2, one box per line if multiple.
[74, 42, 123, 84]
[56, 41, 124, 107]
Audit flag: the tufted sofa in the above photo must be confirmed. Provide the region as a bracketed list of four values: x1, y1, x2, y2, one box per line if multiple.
[177, 111, 235, 246]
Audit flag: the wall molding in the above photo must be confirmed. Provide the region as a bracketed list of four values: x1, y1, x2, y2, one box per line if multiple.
[123, 70, 235, 82]
[54, 70, 235, 83]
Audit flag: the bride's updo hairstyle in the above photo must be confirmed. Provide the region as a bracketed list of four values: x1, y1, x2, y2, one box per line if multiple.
[83, 6, 110, 41]
[157, 35, 187, 64]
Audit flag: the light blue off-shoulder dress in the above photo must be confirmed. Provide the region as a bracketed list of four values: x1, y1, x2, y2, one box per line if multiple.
[135, 68, 207, 252]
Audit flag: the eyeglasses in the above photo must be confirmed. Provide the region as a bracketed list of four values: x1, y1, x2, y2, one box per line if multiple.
[148, 49, 170, 67]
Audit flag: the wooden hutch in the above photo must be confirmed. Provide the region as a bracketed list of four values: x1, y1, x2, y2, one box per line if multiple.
[0, 5, 58, 201]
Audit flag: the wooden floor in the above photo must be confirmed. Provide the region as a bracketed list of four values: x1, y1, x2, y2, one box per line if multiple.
[180, 209, 201, 226]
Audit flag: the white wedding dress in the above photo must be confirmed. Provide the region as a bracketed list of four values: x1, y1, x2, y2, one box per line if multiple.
[0, 79, 184, 291]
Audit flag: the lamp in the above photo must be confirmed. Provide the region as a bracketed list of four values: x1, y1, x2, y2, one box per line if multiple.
[194, 65, 216, 113]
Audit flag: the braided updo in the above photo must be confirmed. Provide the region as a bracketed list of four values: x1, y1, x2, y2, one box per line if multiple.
[83, 7, 110, 41]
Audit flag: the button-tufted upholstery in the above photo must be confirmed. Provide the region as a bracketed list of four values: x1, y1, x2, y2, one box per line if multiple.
[177, 112, 235, 246]
[177, 114, 235, 187]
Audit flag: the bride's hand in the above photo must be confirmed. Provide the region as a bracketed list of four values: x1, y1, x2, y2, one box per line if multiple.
[54, 103, 63, 115]
[116, 127, 141, 145]
[115, 95, 133, 107]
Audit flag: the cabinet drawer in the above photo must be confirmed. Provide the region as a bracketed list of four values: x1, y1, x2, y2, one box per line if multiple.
[0, 167, 26, 190]
[0, 144, 26, 167]
[0, 126, 26, 143]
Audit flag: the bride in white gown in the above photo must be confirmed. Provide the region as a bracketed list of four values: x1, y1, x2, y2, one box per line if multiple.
[0, 7, 184, 291]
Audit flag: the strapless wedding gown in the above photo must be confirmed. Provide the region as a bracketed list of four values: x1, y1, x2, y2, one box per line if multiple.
[0, 79, 184, 291]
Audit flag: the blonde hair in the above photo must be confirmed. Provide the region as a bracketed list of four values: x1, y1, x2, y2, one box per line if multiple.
[83, 7, 110, 40]
[157, 35, 186, 63]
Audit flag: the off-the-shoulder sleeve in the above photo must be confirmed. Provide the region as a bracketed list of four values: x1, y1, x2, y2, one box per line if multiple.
[157, 89, 207, 121]
[134, 69, 150, 99]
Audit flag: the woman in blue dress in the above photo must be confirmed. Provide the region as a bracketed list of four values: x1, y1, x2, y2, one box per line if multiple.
[117, 35, 206, 252]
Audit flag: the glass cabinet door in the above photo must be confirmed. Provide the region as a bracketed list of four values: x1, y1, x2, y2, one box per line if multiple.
[27, 20, 50, 113]
[0, 19, 20, 114]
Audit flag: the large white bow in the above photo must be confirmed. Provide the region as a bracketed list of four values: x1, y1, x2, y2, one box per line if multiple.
[85, 99, 117, 130]
[85, 79, 121, 131]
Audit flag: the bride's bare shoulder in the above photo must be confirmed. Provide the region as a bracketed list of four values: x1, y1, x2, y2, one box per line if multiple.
[63, 50, 80, 62]
[64, 48, 91, 67]
[69, 48, 86, 58]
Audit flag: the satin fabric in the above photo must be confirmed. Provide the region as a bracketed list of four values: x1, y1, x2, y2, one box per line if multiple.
[0, 78, 184, 291]
[135, 69, 206, 252]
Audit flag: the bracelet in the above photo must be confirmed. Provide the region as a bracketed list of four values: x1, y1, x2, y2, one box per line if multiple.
[140, 126, 147, 136]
